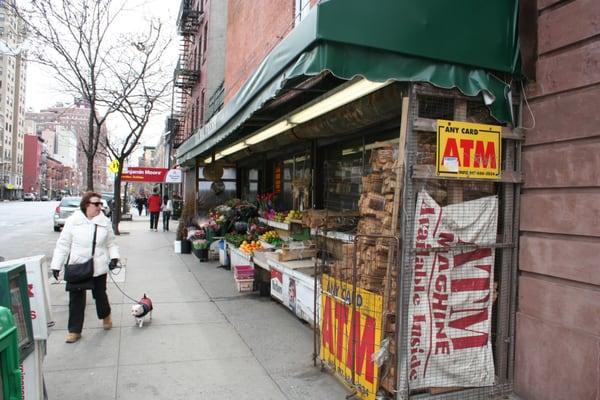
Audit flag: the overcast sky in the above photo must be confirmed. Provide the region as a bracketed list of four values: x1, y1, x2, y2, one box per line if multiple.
[25, 0, 179, 154]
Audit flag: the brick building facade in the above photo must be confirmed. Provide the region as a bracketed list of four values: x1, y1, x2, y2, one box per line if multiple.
[515, 1, 600, 399]
[23, 134, 43, 194]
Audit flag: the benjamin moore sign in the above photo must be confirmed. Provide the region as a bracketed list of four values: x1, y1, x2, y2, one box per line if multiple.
[436, 120, 501, 180]
[121, 168, 183, 183]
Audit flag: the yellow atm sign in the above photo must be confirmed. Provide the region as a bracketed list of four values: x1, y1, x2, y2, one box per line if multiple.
[436, 119, 501, 180]
[320, 275, 383, 400]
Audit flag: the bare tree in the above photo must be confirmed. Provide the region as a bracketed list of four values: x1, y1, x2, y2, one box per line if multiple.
[12, 0, 157, 190]
[103, 21, 172, 235]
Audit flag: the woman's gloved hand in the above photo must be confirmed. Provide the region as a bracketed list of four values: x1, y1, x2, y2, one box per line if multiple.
[52, 270, 60, 280]
[109, 259, 119, 270]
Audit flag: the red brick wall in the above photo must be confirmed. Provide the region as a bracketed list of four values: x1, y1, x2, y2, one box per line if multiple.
[224, 0, 295, 103]
[23, 135, 41, 194]
[515, 1, 600, 399]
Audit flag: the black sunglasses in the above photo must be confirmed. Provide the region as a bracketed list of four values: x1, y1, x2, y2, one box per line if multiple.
[88, 201, 103, 206]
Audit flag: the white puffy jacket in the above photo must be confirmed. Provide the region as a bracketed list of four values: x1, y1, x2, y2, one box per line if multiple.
[51, 210, 120, 278]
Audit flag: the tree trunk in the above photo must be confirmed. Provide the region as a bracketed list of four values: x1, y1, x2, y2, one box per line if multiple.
[123, 182, 129, 214]
[86, 108, 95, 191]
[112, 161, 124, 235]
[86, 155, 94, 192]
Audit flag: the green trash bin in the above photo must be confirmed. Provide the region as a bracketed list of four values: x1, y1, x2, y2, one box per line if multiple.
[0, 306, 22, 400]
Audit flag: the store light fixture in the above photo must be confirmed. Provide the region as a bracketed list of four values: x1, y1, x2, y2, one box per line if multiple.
[288, 79, 391, 124]
[205, 79, 392, 163]
[220, 141, 248, 156]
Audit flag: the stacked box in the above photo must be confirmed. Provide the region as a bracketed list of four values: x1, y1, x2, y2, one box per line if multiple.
[354, 145, 400, 293]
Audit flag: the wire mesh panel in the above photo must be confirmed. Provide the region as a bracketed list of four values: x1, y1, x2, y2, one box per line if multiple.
[396, 84, 520, 399]
[315, 142, 404, 399]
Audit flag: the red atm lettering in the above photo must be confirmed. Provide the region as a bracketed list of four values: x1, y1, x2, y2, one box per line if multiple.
[448, 308, 489, 350]
[448, 248, 492, 350]
[335, 303, 349, 358]
[322, 296, 334, 353]
[442, 138, 496, 169]
[346, 311, 376, 383]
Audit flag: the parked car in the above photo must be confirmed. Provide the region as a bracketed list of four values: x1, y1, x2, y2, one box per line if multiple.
[101, 193, 114, 218]
[41, 195, 49, 201]
[101, 199, 110, 218]
[53, 196, 81, 231]
[23, 193, 35, 201]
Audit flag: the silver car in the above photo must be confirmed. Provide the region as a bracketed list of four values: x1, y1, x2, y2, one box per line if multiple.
[53, 197, 110, 231]
[53, 196, 81, 231]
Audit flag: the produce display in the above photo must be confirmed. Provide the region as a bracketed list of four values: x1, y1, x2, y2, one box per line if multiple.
[284, 210, 303, 223]
[263, 209, 304, 224]
[224, 233, 247, 248]
[239, 240, 262, 254]
[260, 230, 284, 247]
[273, 212, 287, 222]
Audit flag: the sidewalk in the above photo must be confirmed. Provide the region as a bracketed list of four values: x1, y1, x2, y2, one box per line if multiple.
[44, 215, 350, 400]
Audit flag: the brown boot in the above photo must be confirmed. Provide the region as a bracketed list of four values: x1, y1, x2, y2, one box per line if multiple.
[65, 332, 81, 343]
[103, 315, 112, 330]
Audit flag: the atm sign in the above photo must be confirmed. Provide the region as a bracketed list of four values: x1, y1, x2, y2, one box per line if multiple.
[436, 119, 501, 180]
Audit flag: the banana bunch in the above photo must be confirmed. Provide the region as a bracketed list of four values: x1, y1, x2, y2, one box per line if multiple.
[260, 230, 279, 244]
[284, 210, 303, 223]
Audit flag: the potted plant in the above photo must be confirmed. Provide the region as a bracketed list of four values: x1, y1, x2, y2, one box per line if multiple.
[192, 239, 210, 261]
[175, 199, 195, 254]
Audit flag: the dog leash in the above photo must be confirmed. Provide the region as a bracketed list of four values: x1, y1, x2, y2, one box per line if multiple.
[108, 263, 140, 303]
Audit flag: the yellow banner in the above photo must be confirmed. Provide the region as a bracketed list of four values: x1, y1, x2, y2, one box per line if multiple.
[436, 119, 501, 180]
[320, 275, 383, 400]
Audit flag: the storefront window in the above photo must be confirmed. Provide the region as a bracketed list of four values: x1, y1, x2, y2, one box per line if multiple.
[241, 168, 260, 202]
[197, 166, 237, 214]
[275, 154, 311, 210]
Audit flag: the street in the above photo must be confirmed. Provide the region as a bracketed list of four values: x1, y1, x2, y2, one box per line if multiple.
[0, 200, 60, 261]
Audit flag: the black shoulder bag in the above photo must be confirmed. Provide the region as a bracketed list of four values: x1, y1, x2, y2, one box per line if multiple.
[64, 224, 97, 286]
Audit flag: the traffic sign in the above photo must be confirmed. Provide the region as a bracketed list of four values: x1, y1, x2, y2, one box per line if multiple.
[108, 159, 120, 174]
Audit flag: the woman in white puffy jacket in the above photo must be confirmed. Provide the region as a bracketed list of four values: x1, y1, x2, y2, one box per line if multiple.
[51, 192, 120, 343]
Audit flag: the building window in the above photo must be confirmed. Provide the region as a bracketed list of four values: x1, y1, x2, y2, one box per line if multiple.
[295, 0, 310, 25]
[197, 166, 237, 213]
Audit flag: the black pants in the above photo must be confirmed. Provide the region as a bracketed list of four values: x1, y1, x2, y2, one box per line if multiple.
[68, 274, 111, 334]
[137, 206, 142, 216]
[162, 211, 171, 231]
[150, 212, 160, 229]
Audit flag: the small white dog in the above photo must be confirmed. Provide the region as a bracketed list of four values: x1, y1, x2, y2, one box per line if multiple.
[131, 294, 153, 327]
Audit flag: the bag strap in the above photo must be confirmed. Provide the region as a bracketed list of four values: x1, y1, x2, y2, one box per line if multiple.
[91, 224, 98, 256]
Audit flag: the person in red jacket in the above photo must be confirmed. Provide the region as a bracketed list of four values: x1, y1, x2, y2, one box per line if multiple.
[147, 189, 162, 231]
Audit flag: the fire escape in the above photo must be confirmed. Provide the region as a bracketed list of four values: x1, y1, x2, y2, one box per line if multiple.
[171, 0, 203, 149]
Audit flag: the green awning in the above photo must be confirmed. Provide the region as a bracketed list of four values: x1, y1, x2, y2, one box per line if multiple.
[178, 0, 520, 164]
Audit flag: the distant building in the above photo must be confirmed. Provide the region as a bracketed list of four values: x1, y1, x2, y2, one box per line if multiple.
[26, 99, 109, 192]
[0, 1, 27, 199]
[23, 134, 43, 194]
[45, 155, 63, 199]
[54, 126, 77, 167]
[138, 146, 156, 167]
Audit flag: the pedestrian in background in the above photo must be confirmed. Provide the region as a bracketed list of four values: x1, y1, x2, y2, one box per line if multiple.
[50, 191, 120, 343]
[135, 197, 143, 216]
[162, 194, 173, 232]
[148, 189, 162, 232]
[142, 196, 148, 216]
